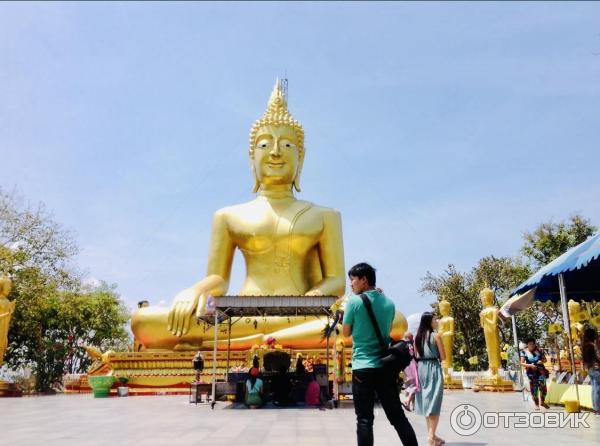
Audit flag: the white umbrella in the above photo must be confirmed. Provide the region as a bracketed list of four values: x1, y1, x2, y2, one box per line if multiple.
[406, 312, 424, 336]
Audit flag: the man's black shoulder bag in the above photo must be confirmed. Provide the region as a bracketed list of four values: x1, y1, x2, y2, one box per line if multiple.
[359, 293, 413, 373]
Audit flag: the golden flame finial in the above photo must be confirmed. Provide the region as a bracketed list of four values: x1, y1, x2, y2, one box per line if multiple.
[266, 78, 287, 115]
[249, 79, 304, 155]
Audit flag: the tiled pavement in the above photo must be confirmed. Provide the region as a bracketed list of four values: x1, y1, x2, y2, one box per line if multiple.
[1, 390, 598, 445]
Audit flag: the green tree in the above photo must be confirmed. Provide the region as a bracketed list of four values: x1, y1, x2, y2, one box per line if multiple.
[521, 214, 597, 269]
[519, 214, 597, 340]
[421, 256, 531, 371]
[421, 264, 483, 371]
[0, 188, 131, 392]
[420, 214, 597, 374]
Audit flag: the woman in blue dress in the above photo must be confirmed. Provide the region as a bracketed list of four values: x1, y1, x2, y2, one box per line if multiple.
[414, 312, 446, 446]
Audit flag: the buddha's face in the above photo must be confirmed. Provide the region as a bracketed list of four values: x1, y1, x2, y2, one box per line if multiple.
[480, 289, 494, 306]
[252, 125, 300, 187]
[0, 275, 11, 298]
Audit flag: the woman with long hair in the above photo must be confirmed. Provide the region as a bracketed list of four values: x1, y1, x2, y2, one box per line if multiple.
[414, 312, 446, 446]
[581, 328, 600, 415]
[520, 338, 549, 410]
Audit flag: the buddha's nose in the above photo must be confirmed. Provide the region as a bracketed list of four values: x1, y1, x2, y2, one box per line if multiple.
[270, 139, 281, 157]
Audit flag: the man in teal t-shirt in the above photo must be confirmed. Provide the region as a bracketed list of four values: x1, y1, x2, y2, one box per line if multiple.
[343, 288, 395, 370]
[342, 263, 417, 446]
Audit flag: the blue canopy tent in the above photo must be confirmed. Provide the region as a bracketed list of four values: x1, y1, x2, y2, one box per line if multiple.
[506, 232, 600, 407]
[510, 232, 600, 302]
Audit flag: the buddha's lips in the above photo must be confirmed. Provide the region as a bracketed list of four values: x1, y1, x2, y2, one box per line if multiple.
[267, 162, 285, 168]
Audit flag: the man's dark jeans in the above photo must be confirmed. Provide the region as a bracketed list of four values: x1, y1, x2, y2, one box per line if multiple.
[352, 367, 418, 446]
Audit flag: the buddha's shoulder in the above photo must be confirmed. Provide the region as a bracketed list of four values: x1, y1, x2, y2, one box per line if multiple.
[303, 202, 341, 217]
[307, 205, 342, 225]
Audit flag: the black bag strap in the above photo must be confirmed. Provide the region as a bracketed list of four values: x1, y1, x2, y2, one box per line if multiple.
[359, 293, 387, 352]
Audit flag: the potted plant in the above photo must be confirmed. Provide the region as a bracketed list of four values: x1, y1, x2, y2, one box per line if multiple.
[88, 375, 116, 398]
[117, 376, 129, 397]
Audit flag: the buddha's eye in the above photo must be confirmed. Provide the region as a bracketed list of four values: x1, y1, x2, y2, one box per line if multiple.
[280, 140, 296, 150]
[256, 139, 272, 149]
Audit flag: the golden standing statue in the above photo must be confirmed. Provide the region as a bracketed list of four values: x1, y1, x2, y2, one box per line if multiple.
[438, 300, 454, 376]
[439, 299, 463, 389]
[480, 287, 502, 378]
[473, 287, 513, 391]
[132, 80, 408, 351]
[0, 274, 14, 367]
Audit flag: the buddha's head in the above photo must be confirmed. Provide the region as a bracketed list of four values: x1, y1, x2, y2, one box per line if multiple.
[249, 79, 305, 193]
[439, 299, 451, 317]
[0, 274, 12, 299]
[480, 287, 494, 306]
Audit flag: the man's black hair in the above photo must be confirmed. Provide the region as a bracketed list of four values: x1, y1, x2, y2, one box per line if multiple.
[348, 262, 376, 286]
[525, 337, 536, 345]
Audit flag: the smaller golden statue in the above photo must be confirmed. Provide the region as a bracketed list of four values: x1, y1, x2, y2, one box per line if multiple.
[480, 288, 502, 378]
[567, 299, 585, 342]
[438, 299, 462, 389]
[473, 287, 513, 392]
[0, 274, 18, 396]
[0, 274, 14, 367]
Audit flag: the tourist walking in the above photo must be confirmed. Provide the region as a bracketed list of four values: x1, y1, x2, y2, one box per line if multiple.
[414, 312, 445, 446]
[582, 328, 600, 415]
[520, 338, 549, 410]
[342, 262, 418, 446]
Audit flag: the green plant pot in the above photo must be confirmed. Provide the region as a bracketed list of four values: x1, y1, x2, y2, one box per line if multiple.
[88, 375, 116, 398]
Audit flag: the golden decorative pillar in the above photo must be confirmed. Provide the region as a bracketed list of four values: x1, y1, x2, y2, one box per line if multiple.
[473, 287, 513, 392]
[438, 299, 462, 389]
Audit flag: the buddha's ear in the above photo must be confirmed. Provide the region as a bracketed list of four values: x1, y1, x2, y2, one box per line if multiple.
[293, 150, 305, 192]
[250, 161, 260, 193]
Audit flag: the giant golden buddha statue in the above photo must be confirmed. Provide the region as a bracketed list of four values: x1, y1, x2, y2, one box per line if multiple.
[132, 80, 408, 352]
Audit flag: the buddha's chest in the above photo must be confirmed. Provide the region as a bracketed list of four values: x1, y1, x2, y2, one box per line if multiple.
[229, 207, 323, 254]
[438, 320, 453, 332]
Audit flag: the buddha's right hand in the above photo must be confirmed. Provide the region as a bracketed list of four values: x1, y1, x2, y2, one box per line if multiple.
[167, 288, 203, 337]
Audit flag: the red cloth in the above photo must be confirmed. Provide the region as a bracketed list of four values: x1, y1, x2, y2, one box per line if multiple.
[250, 367, 259, 377]
[305, 380, 321, 405]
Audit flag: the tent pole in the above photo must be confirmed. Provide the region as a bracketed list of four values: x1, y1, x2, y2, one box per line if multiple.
[211, 311, 218, 408]
[559, 274, 580, 406]
[511, 315, 525, 395]
[326, 329, 330, 395]
[333, 324, 338, 405]
[226, 318, 232, 382]
[511, 315, 519, 348]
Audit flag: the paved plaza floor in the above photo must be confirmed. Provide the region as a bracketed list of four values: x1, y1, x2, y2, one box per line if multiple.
[1, 390, 598, 446]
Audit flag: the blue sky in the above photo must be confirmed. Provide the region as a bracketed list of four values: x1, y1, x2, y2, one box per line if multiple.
[2, 2, 600, 317]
